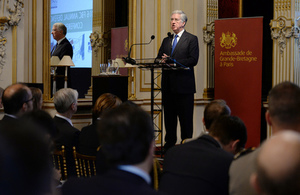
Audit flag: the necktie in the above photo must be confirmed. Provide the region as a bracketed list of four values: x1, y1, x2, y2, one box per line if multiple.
[51, 43, 58, 55]
[171, 34, 178, 55]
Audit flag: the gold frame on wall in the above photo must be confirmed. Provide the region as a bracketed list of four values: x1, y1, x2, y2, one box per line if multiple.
[42, 0, 51, 100]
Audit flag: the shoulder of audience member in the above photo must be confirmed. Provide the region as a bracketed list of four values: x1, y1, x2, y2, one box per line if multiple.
[233, 147, 256, 160]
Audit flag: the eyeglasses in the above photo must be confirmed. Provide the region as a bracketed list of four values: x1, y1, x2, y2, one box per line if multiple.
[24, 98, 33, 103]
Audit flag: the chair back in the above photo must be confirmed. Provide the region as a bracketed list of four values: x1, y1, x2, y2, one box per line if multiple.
[152, 158, 163, 190]
[73, 146, 97, 177]
[52, 145, 68, 180]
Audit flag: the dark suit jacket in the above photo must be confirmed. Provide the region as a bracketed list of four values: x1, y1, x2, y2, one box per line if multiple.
[62, 169, 165, 195]
[53, 116, 80, 177]
[0, 115, 18, 130]
[51, 38, 73, 60]
[159, 135, 234, 195]
[157, 30, 199, 94]
[79, 123, 100, 156]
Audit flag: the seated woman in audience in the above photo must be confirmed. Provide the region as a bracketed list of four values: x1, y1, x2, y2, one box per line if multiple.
[78, 93, 122, 156]
[30, 87, 43, 110]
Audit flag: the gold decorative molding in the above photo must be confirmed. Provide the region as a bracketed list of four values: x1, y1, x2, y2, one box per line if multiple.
[32, 0, 36, 82]
[270, 16, 294, 54]
[203, 22, 215, 50]
[12, 25, 16, 83]
[203, 88, 214, 100]
[0, 0, 24, 78]
[128, 0, 137, 99]
[43, 0, 50, 100]
[89, 30, 110, 56]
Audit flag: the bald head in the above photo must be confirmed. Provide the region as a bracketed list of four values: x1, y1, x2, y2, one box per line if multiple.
[251, 131, 300, 195]
[2, 83, 33, 116]
[203, 99, 231, 130]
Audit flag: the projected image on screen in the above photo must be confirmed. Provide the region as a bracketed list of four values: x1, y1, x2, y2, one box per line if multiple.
[51, 0, 93, 68]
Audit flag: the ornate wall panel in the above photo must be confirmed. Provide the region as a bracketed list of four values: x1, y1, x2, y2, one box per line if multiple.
[272, 0, 300, 86]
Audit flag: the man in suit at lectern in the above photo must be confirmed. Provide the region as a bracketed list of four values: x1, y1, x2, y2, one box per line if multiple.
[51, 22, 73, 91]
[157, 10, 199, 151]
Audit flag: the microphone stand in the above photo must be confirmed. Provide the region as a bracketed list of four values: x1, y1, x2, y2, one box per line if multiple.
[123, 35, 155, 65]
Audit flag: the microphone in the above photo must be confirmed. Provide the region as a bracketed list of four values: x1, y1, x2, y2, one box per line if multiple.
[167, 32, 173, 47]
[123, 35, 155, 65]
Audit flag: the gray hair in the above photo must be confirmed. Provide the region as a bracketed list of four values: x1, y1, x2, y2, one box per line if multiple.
[54, 88, 78, 113]
[172, 10, 188, 25]
[53, 23, 67, 35]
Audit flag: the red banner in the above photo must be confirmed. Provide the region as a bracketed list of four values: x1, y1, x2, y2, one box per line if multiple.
[214, 17, 263, 147]
[111, 26, 128, 60]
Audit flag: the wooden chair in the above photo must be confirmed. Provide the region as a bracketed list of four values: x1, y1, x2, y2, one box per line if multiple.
[152, 157, 163, 190]
[73, 146, 97, 177]
[52, 145, 68, 180]
[181, 138, 195, 144]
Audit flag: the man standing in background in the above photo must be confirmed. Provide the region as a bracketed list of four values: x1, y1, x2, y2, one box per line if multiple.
[157, 10, 199, 151]
[51, 23, 73, 92]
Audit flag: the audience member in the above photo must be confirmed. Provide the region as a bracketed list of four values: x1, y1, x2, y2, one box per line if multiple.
[53, 88, 80, 177]
[30, 87, 43, 110]
[159, 115, 247, 195]
[229, 81, 300, 195]
[21, 110, 58, 145]
[79, 93, 122, 155]
[203, 99, 231, 132]
[250, 131, 300, 195]
[0, 119, 53, 195]
[0, 83, 33, 125]
[62, 102, 164, 195]
[20, 110, 62, 191]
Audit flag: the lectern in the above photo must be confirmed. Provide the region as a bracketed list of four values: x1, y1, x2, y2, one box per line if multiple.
[50, 55, 74, 94]
[127, 58, 189, 157]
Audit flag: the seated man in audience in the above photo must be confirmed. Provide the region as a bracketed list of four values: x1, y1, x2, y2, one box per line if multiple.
[79, 93, 122, 156]
[62, 102, 164, 195]
[203, 99, 231, 132]
[182, 99, 230, 144]
[0, 83, 33, 124]
[159, 115, 247, 195]
[0, 119, 53, 195]
[250, 131, 300, 195]
[53, 88, 80, 177]
[229, 81, 300, 195]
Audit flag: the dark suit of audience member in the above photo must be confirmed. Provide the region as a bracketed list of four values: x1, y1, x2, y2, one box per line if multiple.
[229, 81, 300, 195]
[0, 119, 52, 195]
[51, 23, 73, 91]
[79, 93, 122, 156]
[159, 116, 247, 195]
[156, 10, 199, 151]
[0, 83, 33, 127]
[53, 88, 80, 178]
[62, 102, 163, 195]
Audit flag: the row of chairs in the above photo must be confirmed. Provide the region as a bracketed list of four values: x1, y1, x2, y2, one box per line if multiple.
[52, 145, 163, 190]
[52, 146, 97, 180]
